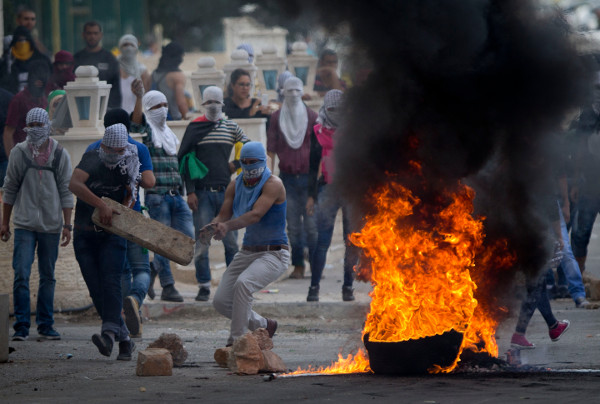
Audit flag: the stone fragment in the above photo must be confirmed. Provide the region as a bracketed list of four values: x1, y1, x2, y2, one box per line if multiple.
[92, 197, 194, 265]
[584, 275, 600, 301]
[148, 333, 188, 367]
[252, 328, 273, 351]
[260, 350, 287, 373]
[231, 333, 265, 375]
[136, 348, 173, 376]
[214, 347, 233, 368]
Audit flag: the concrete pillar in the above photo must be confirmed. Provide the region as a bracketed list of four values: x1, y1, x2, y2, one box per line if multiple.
[0, 293, 8, 363]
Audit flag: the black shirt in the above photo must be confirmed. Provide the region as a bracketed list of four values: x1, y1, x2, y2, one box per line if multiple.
[74, 48, 121, 109]
[74, 151, 129, 227]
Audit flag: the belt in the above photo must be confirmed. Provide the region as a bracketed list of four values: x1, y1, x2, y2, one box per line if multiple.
[242, 244, 289, 252]
[200, 186, 226, 192]
[167, 188, 180, 196]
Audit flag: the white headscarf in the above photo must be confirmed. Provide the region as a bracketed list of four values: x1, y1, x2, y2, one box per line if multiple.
[279, 77, 308, 149]
[142, 90, 179, 156]
[118, 34, 143, 78]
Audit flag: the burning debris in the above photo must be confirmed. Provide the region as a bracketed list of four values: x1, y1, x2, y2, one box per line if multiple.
[262, 0, 595, 375]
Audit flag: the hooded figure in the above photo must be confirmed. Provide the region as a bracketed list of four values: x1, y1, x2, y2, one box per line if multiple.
[1, 26, 51, 94]
[236, 43, 255, 64]
[24, 107, 52, 163]
[276, 70, 293, 103]
[279, 77, 308, 149]
[233, 141, 272, 217]
[202, 86, 224, 122]
[46, 50, 75, 91]
[118, 35, 142, 78]
[142, 90, 179, 155]
[314, 89, 344, 184]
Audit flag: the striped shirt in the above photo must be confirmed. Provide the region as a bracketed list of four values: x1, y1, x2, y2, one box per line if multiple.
[131, 119, 182, 195]
[182, 117, 248, 193]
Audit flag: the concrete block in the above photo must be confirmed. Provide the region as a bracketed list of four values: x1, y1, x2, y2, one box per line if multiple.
[148, 333, 188, 367]
[230, 333, 264, 375]
[136, 348, 173, 376]
[92, 197, 194, 265]
[214, 347, 233, 368]
[260, 350, 286, 373]
[252, 328, 273, 351]
[0, 294, 8, 363]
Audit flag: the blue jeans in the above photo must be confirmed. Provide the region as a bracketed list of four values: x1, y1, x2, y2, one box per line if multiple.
[193, 189, 238, 284]
[515, 274, 557, 334]
[280, 173, 317, 268]
[12, 229, 60, 333]
[310, 184, 358, 288]
[121, 240, 151, 305]
[571, 195, 600, 259]
[145, 193, 195, 287]
[555, 205, 586, 302]
[74, 230, 129, 341]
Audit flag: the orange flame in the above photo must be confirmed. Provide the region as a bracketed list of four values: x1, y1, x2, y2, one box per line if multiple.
[287, 178, 515, 375]
[284, 349, 372, 375]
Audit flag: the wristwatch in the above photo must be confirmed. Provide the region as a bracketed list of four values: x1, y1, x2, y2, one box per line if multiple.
[63, 224, 73, 231]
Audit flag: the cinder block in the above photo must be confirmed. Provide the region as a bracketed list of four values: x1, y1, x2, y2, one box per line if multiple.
[92, 197, 194, 265]
[136, 348, 173, 376]
[0, 294, 8, 363]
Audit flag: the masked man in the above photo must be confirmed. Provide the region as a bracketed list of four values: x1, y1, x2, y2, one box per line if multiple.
[1, 108, 73, 341]
[206, 141, 290, 346]
[267, 76, 318, 279]
[178, 86, 248, 302]
[69, 123, 140, 361]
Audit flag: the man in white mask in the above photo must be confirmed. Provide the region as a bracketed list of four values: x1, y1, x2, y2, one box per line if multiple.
[266, 76, 318, 280]
[128, 90, 194, 303]
[118, 34, 150, 114]
[178, 86, 249, 302]
[1, 107, 74, 342]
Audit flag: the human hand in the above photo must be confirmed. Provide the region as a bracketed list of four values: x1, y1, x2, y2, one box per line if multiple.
[197, 223, 216, 245]
[60, 227, 71, 247]
[98, 202, 120, 226]
[187, 193, 198, 211]
[0, 224, 11, 242]
[249, 98, 261, 117]
[213, 222, 229, 240]
[131, 79, 145, 98]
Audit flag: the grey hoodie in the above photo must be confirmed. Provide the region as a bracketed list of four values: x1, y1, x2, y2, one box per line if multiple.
[3, 139, 74, 233]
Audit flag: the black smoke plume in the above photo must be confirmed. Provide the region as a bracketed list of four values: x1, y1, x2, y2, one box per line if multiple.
[261, 1, 594, 305]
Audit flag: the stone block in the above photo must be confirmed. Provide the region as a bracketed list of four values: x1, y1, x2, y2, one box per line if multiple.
[92, 197, 194, 265]
[584, 275, 600, 300]
[0, 294, 8, 363]
[252, 328, 273, 351]
[260, 350, 286, 373]
[148, 333, 188, 367]
[230, 333, 265, 375]
[136, 348, 173, 376]
[214, 347, 233, 368]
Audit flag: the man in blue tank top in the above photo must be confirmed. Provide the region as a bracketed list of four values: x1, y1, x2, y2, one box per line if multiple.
[200, 142, 289, 347]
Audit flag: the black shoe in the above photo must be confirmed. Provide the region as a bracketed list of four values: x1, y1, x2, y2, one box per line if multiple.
[147, 262, 157, 300]
[195, 286, 210, 302]
[307, 285, 319, 302]
[161, 284, 184, 302]
[92, 333, 113, 357]
[342, 285, 355, 301]
[117, 340, 136, 361]
[123, 296, 141, 336]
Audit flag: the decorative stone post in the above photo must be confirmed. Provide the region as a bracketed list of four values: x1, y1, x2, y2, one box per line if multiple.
[190, 57, 226, 114]
[254, 45, 287, 102]
[63, 65, 111, 136]
[286, 42, 318, 98]
[223, 49, 258, 98]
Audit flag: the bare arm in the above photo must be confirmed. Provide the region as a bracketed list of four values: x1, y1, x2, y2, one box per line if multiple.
[267, 151, 276, 172]
[140, 170, 156, 189]
[0, 203, 13, 240]
[131, 79, 144, 125]
[61, 207, 73, 246]
[3, 126, 15, 156]
[171, 72, 189, 120]
[69, 168, 120, 226]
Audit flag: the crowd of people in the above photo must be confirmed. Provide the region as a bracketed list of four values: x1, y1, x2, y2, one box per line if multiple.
[0, 7, 596, 359]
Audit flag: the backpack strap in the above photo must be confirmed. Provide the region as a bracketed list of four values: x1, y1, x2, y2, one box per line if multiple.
[15, 142, 64, 191]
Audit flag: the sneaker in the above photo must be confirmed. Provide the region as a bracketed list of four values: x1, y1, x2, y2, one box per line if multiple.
[161, 284, 184, 302]
[123, 296, 141, 336]
[342, 285, 355, 302]
[92, 333, 114, 357]
[12, 328, 28, 341]
[549, 320, 570, 342]
[195, 286, 210, 302]
[510, 333, 535, 349]
[147, 262, 157, 300]
[575, 297, 591, 309]
[117, 340, 136, 361]
[307, 285, 319, 302]
[38, 327, 61, 340]
[266, 318, 278, 338]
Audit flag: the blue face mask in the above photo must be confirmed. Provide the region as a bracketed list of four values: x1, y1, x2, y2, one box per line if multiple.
[241, 159, 266, 186]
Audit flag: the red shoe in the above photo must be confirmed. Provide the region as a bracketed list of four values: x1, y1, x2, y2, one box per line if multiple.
[549, 320, 570, 342]
[510, 333, 535, 349]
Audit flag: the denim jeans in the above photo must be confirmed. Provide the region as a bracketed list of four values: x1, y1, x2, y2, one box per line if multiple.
[515, 274, 557, 334]
[12, 229, 60, 333]
[74, 230, 129, 341]
[571, 195, 600, 259]
[555, 205, 586, 302]
[310, 184, 358, 288]
[280, 173, 317, 268]
[121, 240, 151, 306]
[145, 193, 195, 286]
[193, 189, 238, 285]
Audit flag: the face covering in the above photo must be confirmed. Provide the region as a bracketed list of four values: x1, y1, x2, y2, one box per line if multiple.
[146, 106, 168, 127]
[205, 103, 223, 121]
[242, 161, 266, 187]
[12, 41, 33, 61]
[25, 126, 49, 148]
[99, 147, 126, 166]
